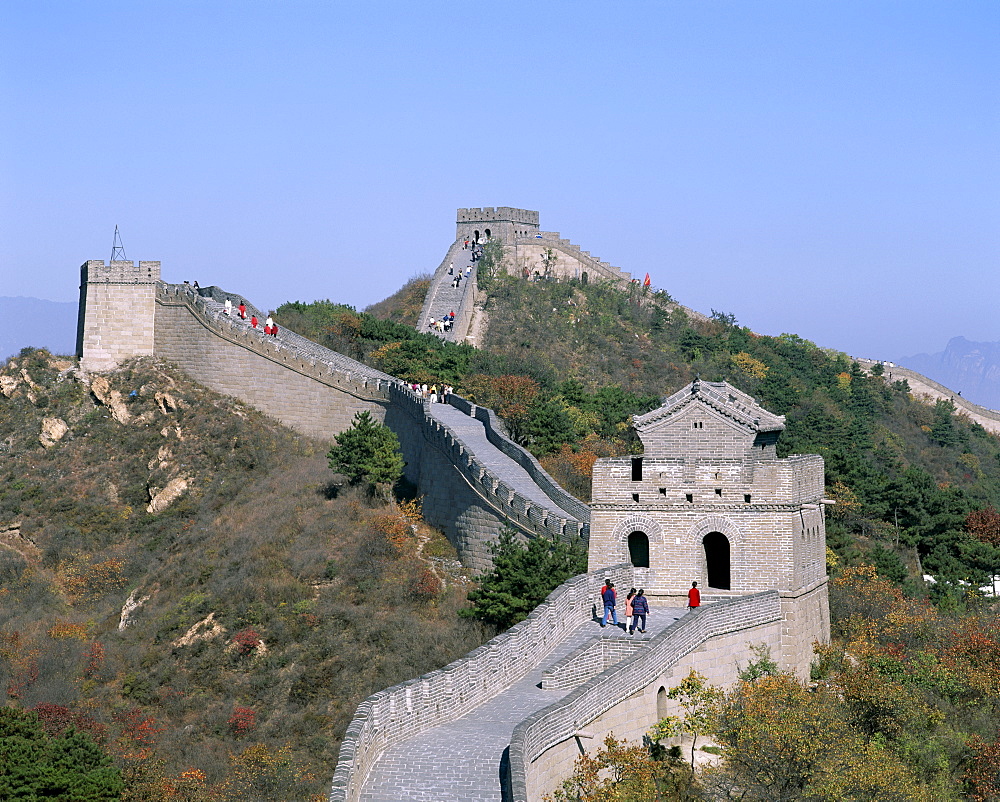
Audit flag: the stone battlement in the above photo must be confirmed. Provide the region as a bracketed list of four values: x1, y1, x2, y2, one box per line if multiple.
[81, 259, 161, 283]
[457, 206, 539, 225]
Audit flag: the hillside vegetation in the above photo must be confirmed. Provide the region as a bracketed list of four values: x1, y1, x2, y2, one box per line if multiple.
[283, 272, 1000, 595]
[0, 349, 483, 800]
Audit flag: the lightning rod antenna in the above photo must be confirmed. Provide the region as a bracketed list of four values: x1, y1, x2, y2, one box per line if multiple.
[110, 225, 127, 262]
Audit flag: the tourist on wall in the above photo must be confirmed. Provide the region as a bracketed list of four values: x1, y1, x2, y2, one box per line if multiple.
[224, 298, 232, 316]
[250, 314, 258, 329]
[687, 581, 700, 609]
[600, 582, 618, 628]
[625, 588, 637, 632]
[629, 589, 649, 634]
[238, 302, 246, 320]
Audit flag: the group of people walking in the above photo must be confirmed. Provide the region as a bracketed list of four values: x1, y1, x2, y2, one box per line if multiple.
[600, 580, 701, 635]
[429, 311, 455, 333]
[447, 263, 474, 289]
[223, 298, 279, 337]
[409, 383, 452, 404]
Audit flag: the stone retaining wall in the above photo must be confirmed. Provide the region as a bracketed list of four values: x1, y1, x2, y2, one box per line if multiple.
[329, 564, 637, 802]
[509, 592, 784, 801]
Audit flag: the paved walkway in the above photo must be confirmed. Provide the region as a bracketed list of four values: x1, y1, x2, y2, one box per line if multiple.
[421, 246, 476, 342]
[426, 402, 574, 518]
[358, 609, 686, 801]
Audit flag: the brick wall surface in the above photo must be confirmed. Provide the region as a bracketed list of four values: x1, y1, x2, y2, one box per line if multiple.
[510, 592, 784, 802]
[329, 565, 637, 802]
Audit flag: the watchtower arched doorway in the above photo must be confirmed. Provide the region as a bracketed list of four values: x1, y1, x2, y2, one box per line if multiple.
[628, 531, 650, 568]
[484, 228, 491, 240]
[473, 229, 480, 244]
[702, 531, 730, 589]
[657, 686, 668, 719]
[581, 271, 588, 285]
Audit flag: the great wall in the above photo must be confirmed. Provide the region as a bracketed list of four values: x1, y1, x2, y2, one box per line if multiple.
[75, 207, 995, 801]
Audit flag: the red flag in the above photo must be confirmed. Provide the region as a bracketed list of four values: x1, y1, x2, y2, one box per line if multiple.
[643, 272, 651, 288]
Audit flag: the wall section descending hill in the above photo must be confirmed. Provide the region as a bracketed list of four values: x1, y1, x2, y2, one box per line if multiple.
[145, 282, 589, 571]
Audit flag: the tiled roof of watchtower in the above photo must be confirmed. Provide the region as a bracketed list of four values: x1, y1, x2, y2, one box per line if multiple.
[633, 379, 786, 436]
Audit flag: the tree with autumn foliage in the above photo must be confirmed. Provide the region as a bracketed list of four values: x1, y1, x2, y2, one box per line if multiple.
[544, 733, 700, 802]
[648, 670, 723, 769]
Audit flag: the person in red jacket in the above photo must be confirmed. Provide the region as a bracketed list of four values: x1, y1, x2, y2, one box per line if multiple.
[687, 581, 701, 610]
[250, 315, 258, 329]
[238, 302, 246, 320]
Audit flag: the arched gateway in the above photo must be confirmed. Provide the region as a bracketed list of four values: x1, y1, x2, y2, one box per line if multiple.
[587, 379, 830, 613]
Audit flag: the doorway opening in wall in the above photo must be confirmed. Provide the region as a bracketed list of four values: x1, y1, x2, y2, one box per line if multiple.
[474, 230, 480, 244]
[628, 531, 650, 568]
[703, 532, 731, 589]
[581, 271, 588, 285]
[657, 686, 667, 719]
[485, 228, 491, 239]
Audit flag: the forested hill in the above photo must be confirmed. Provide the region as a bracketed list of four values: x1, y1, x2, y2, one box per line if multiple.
[282, 272, 1000, 595]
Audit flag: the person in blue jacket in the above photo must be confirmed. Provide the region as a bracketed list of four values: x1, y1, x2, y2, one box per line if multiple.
[601, 582, 618, 628]
[629, 589, 649, 634]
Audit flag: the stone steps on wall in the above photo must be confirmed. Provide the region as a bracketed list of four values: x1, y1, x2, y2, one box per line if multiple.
[426, 402, 577, 522]
[356, 609, 685, 802]
[417, 241, 478, 343]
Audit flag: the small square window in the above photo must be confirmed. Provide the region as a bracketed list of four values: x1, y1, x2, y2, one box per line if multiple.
[658, 487, 666, 496]
[744, 494, 751, 504]
[685, 493, 693, 503]
[631, 493, 640, 503]
[715, 488, 722, 496]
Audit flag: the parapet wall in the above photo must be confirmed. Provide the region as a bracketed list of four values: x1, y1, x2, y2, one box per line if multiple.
[856, 358, 1000, 435]
[150, 284, 589, 570]
[471, 403, 591, 524]
[386, 385, 588, 569]
[329, 564, 637, 802]
[509, 591, 785, 801]
[154, 285, 393, 439]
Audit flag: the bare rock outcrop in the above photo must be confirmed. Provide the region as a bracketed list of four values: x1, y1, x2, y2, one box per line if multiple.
[39, 417, 69, 448]
[155, 391, 187, 414]
[90, 375, 131, 424]
[172, 613, 227, 647]
[147, 476, 190, 514]
[0, 375, 18, 398]
[119, 587, 154, 632]
[0, 522, 41, 564]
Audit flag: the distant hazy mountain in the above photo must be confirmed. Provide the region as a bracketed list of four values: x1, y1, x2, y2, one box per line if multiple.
[0, 297, 78, 361]
[900, 336, 1000, 411]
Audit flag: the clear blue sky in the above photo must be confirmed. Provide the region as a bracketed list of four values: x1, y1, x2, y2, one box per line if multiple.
[2, 1, 997, 359]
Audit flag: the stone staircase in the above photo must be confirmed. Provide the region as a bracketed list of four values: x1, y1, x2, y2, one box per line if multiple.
[417, 241, 478, 343]
[355, 607, 686, 802]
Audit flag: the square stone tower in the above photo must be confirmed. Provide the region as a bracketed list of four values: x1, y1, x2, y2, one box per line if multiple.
[77, 259, 160, 373]
[589, 380, 828, 603]
[456, 207, 539, 246]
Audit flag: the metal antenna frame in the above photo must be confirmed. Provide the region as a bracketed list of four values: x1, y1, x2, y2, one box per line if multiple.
[110, 225, 127, 262]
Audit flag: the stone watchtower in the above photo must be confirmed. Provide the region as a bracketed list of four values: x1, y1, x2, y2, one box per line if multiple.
[456, 207, 539, 246]
[589, 380, 830, 667]
[76, 259, 161, 373]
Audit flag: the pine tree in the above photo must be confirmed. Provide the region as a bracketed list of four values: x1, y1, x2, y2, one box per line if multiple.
[327, 410, 405, 497]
